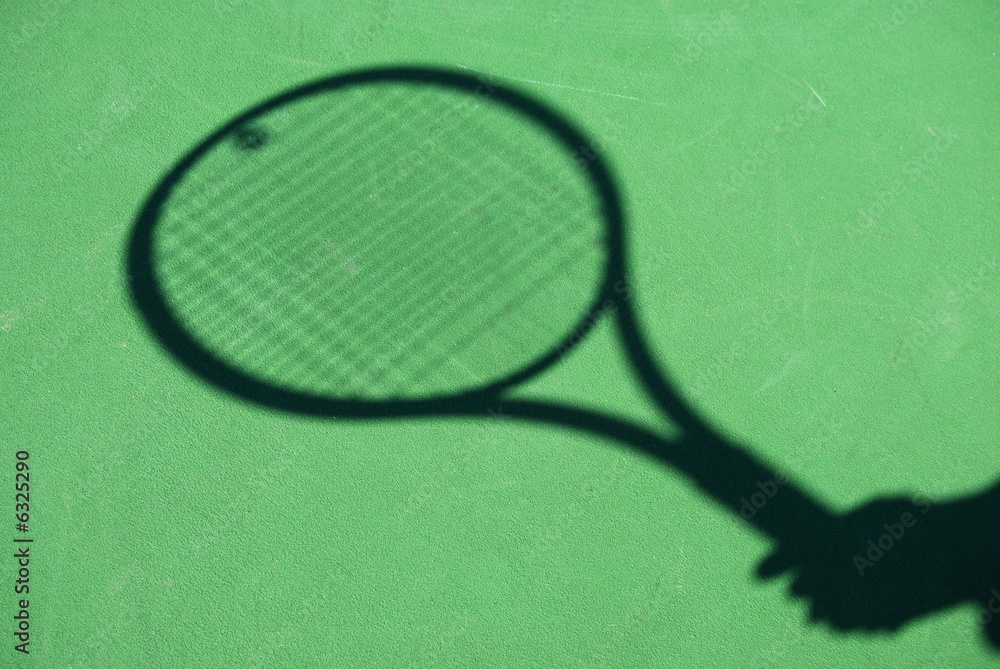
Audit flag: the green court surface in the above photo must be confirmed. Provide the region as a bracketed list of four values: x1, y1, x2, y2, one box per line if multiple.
[3, 1, 999, 667]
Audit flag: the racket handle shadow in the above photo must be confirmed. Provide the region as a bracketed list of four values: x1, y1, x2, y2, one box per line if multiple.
[497, 399, 835, 545]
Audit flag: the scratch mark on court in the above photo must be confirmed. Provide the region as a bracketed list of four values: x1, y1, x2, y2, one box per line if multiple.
[456, 64, 668, 105]
[755, 351, 806, 394]
[672, 115, 731, 153]
[802, 247, 816, 324]
[756, 61, 826, 105]
[756, 61, 806, 97]
[805, 82, 826, 107]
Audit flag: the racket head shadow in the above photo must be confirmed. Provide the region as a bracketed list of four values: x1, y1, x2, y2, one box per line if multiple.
[127, 66, 627, 417]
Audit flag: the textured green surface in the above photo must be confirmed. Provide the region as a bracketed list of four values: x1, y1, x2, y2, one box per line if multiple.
[2, 1, 999, 667]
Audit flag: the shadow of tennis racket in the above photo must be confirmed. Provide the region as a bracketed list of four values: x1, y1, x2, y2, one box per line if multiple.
[126, 66, 1000, 651]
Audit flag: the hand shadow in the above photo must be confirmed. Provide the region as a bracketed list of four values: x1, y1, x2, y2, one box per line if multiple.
[501, 404, 1000, 651]
[757, 480, 1000, 647]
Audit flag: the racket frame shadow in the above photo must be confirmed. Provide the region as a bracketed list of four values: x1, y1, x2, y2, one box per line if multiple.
[128, 66, 629, 419]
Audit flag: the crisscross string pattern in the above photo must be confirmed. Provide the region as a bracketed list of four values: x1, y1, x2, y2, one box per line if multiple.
[152, 80, 606, 400]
